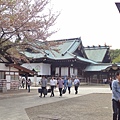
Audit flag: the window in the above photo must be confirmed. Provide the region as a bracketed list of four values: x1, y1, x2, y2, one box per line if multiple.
[0, 72, 5, 79]
[11, 75, 19, 80]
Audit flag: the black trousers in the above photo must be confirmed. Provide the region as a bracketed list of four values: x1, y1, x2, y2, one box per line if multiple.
[75, 86, 78, 94]
[28, 85, 30, 92]
[68, 87, 71, 94]
[50, 86, 54, 97]
[22, 83, 25, 88]
[59, 88, 62, 96]
[113, 99, 120, 120]
[40, 87, 46, 97]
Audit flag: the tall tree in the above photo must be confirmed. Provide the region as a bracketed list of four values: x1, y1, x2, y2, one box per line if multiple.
[0, 0, 59, 63]
[110, 49, 120, 63]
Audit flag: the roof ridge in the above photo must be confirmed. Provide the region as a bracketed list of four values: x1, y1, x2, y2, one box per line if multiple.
[61, 40, 77, 56]
[48, 37, 81, 42]
[84, 45, 110, 50]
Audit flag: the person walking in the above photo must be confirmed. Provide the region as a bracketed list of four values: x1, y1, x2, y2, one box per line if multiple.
[57, 77, 64, 97]
[67, 77, 72, 94]
[27, 78, 31, 92]
[54, 77, 57, 89]
[21, 78, 25, 88]
[50, 77, 56, 97]
[63, 76, 68, 91]
[39, 76, 47, 98]
[112, 71, 120, 120]
[74, 76, 80, 94]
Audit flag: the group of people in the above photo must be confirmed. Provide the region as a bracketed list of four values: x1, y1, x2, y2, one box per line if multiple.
[19, 78, 31, 92]
[38, 72, 120, 120]
[39, 76, 80, 98]
[17, 71, 120, 120]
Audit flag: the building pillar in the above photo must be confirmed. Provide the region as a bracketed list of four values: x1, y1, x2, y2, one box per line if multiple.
[25, 74, 28, 90]
[59, 67, 61, 77]
[68, 67, 70, 77]
[34, 74, 37, 86]
[6, 74, 11, 90]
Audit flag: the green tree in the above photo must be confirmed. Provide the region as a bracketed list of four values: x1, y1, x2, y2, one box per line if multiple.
[112, 54, 120, 63]
[110, 49, 120, 63]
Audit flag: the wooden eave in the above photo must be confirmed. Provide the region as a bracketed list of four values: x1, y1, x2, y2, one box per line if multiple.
[6, 64, 35, 75]
[28, 57, 55, 63]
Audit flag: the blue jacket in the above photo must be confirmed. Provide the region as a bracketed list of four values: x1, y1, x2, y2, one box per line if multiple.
[112, 79, 120, 101]
[64, 79, 68, 86]
[67, 80, 72, 87]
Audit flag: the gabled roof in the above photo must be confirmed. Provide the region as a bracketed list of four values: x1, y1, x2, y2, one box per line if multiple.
[84, 45, 110, 63]
[53, 52, 97, 64]
[26, 37, 81, 58]
[21, 37, 97, 64]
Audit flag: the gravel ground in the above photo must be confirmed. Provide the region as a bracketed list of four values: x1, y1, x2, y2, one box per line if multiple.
[25, 93, 112, 120]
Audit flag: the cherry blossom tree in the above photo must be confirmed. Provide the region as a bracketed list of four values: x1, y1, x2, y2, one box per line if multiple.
[0, 0, 59, 63]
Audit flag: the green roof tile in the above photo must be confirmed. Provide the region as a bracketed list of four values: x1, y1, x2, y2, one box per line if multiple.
[84, 48, 107, 62]
[21, 38, 97, 64]
[84, 63, 112, 71]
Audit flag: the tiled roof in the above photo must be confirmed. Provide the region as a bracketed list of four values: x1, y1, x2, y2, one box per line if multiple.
[47, 38, 81, 58]
[21, 37, 97, 64]
[84, 63, 120, 71]
[76, 56, 97, 64]
[22, 38, 80, 58]
[84, 63, 112, 71]
[84, 46, 109, 62]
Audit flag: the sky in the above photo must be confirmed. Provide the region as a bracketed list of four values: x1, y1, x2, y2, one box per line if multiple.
[47, 0, 120, 49]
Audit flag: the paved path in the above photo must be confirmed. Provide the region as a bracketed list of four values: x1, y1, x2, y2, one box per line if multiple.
[0, 85, 112, 120]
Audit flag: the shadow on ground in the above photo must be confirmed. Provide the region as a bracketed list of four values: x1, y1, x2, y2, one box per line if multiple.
[25, 93, 112, 120]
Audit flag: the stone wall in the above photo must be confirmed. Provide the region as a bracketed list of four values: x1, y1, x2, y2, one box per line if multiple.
[10, 80, 19, 90]
[0, 79, 7, 93]
[0, 79, 19, 92]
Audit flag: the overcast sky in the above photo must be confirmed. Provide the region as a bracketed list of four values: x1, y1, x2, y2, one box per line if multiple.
[47, 0, 120, 49]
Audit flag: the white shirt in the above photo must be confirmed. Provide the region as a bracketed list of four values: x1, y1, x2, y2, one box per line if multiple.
[74, 79, 80, 86]
[50, 79, 56, 86]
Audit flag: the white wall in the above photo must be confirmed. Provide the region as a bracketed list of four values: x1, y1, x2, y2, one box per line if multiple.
[61, 67, 68, 76]
[28, 76, 42, 85]
[0, 63, 18, 71]
[21, 63, 51, 75]
[70, 68, 73, 77]
[55, 67, 59, 76]
[42, 64, 51, 75]
[74, 68, 78, 76]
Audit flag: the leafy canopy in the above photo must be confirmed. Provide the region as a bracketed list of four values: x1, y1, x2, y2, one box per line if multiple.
[110, 49, 120, 63]
[0, 0, 59, 62]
